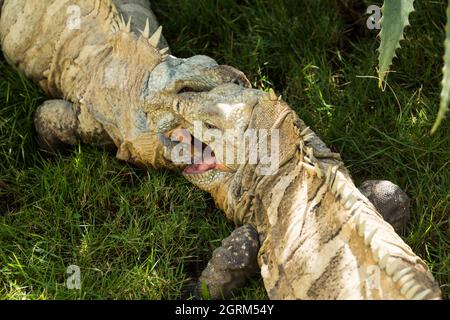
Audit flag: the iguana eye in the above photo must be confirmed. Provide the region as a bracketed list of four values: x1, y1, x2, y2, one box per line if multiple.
[177, 86, 210, 94]
[177, 87, 196, 94]
[204, 122, 218, 130]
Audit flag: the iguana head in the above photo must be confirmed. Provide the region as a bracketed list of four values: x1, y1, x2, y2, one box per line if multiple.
[161, 83, 300, 216]
[116, 50, 251, 168]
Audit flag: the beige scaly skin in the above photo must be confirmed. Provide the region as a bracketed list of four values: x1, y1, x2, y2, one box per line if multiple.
[0, 0, 249, 167]
[163, 84, 442, 300]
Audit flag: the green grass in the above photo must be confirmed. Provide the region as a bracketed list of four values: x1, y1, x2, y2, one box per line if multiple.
[0, 0, 448, 299]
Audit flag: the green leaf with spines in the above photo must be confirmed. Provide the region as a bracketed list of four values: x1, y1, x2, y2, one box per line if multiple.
[431, 0, 450, 133]
[377, 0, 415, 88]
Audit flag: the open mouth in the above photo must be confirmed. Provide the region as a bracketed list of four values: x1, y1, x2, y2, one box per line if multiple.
[164, 127, 229, 175]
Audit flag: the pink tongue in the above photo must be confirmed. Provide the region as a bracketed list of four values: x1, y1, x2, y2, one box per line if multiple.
[184, 163, 218, 174]
[184, 150, 218, 174]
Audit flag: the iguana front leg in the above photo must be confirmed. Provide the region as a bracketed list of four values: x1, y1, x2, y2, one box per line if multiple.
[34, 99, 115, 153]
[195, 224, 260, 300]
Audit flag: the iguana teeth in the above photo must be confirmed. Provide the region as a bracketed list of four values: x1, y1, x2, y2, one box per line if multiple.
[160, 47, 169, 55]
[412, 289, 432, 300]
[392, 267, 413, 282]
[405, 284, 422, 299]
[385, 258, 400, 276]
[314, 163, 322, 178]
[142, 18, 150, 38]
[149, 26, 163, 47]
[364, 227, 377, 246]
[400, 279, 416, 296]
[357, 219, 366, 237]
[269, 88, 277, 101]
[397, 273, 415, 287]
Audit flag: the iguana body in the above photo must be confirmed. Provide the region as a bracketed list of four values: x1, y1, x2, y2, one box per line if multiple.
[0, 0, 248, 167]
[165, 84, 442, 299]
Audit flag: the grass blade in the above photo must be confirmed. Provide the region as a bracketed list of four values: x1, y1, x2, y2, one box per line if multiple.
[378, 0, 415, 88]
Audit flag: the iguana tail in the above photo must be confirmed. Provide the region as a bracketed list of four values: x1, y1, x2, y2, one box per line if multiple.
[258, 158, 442, 299]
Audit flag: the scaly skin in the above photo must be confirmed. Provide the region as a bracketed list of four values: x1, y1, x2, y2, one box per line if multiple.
[164, 84, 442, 299]
[0, 0, 249, 167]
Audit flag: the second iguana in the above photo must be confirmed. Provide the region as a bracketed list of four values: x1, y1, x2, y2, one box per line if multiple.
[162, 84, 442, 300]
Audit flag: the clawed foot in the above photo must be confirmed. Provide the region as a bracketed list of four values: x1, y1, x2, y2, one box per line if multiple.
[195, 224, 260, 299]
[358, 180, 411, 232]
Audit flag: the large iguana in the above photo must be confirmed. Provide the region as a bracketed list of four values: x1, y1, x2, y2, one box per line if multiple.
[161, 83, 442, 299]
[0, 0, 249, 167]
[0, 0, 442, 300]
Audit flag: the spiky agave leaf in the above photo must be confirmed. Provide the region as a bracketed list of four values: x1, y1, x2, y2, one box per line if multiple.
[431, 0, 450, 133]
[377, 0, 415, 88]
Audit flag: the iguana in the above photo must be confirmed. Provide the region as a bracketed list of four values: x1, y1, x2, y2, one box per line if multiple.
[0, 0, 249, 167]
[161, 83, 442, 300]
[0, 0, 441, 300]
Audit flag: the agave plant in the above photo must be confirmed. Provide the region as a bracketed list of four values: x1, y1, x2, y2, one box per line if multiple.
[377, 0, 449, 133]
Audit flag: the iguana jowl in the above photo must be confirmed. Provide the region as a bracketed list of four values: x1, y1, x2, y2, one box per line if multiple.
[163, 84, 442, 300]
[0, 0, 249, 167]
